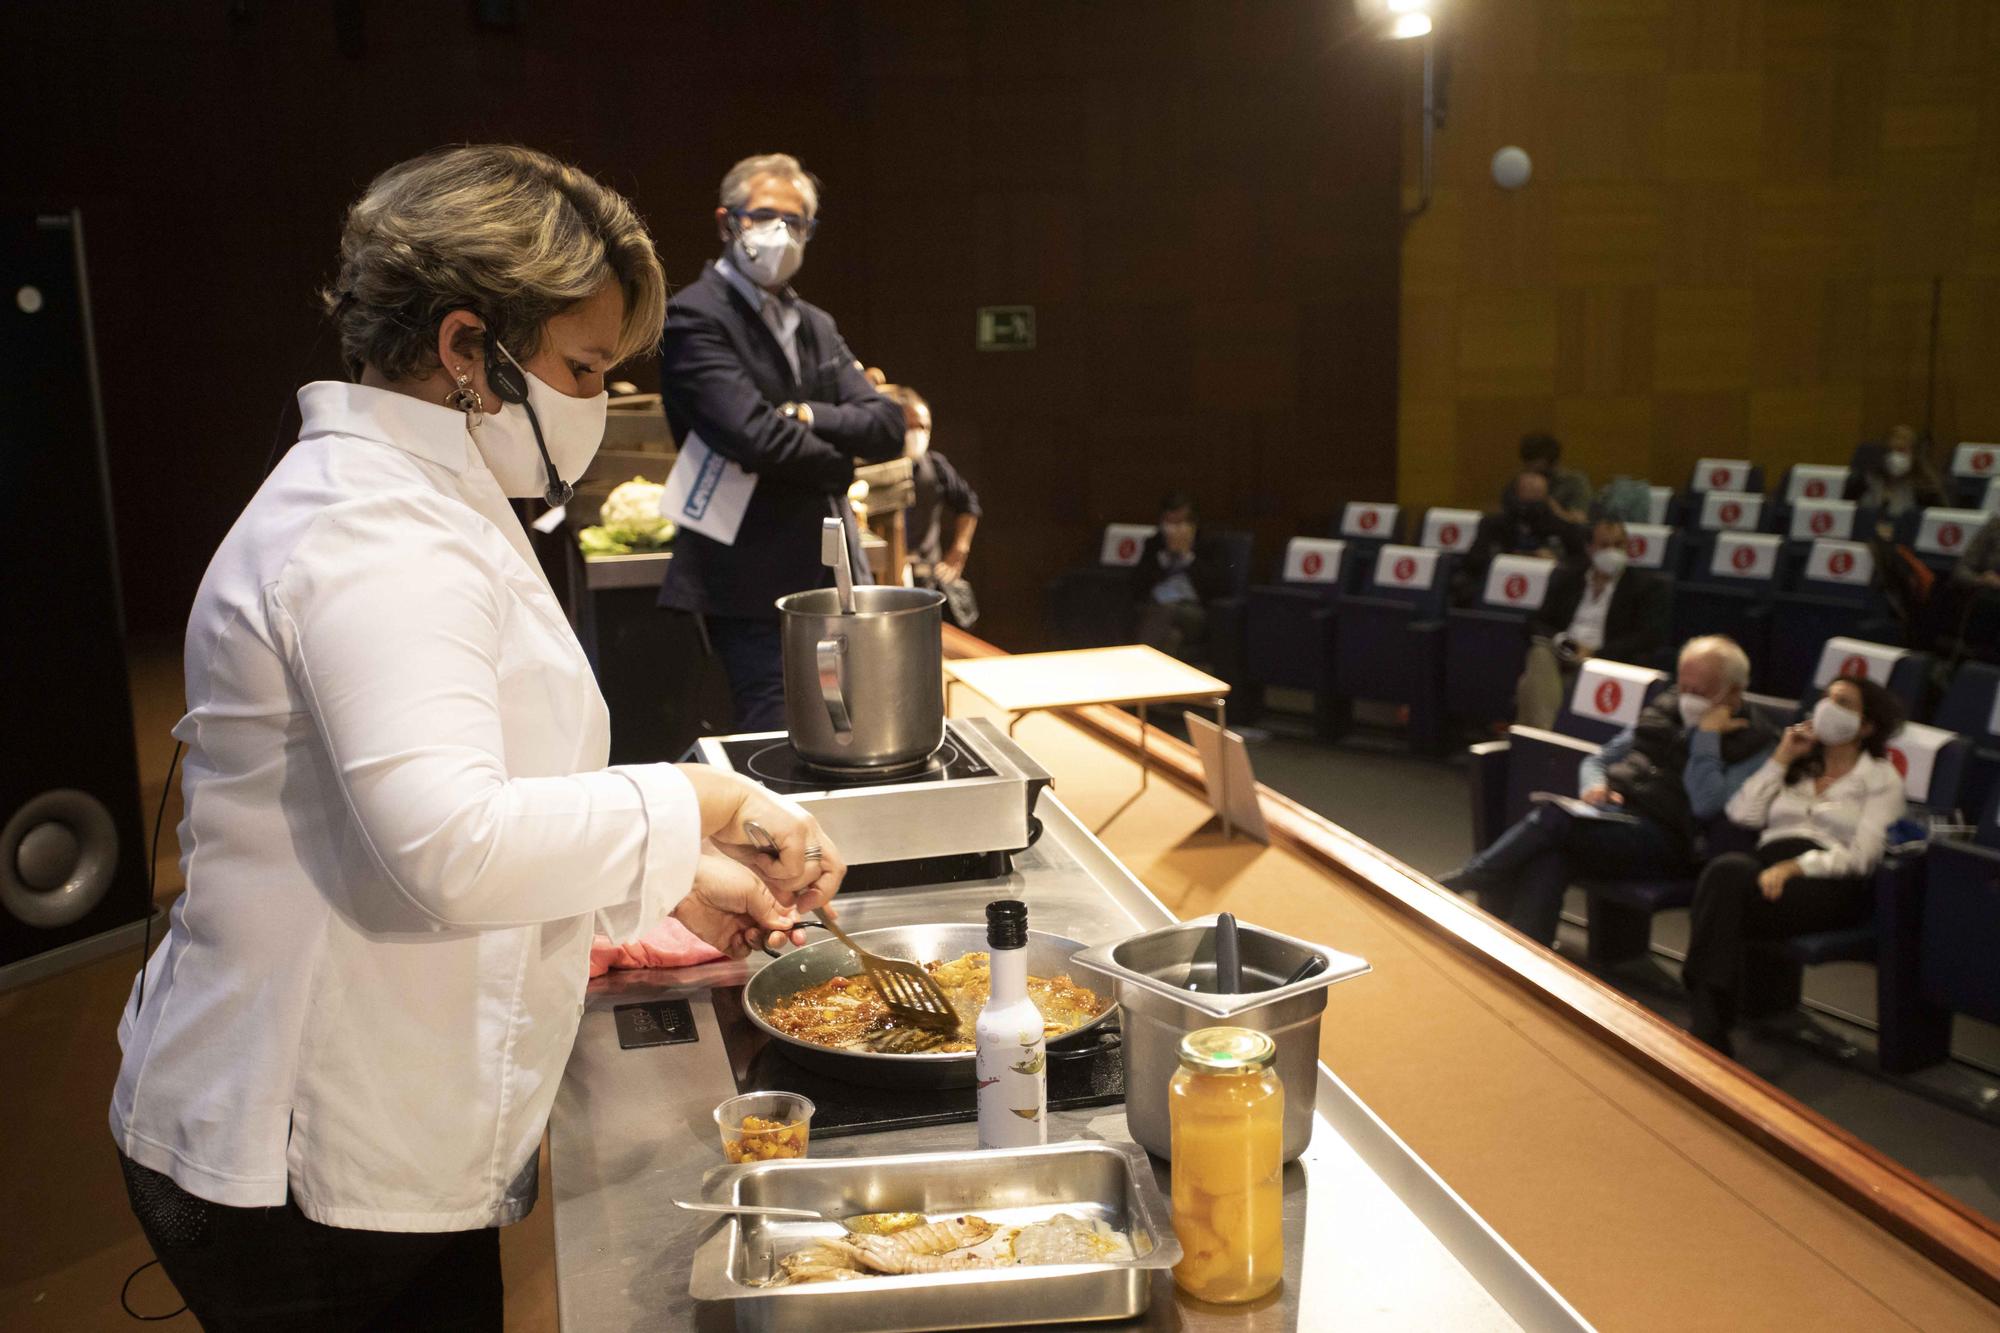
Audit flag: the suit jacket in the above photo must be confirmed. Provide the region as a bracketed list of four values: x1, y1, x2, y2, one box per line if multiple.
[1130, 532, 1232, 604]
[657, 263, 905, 618]
[1528, 564, 1671, 666]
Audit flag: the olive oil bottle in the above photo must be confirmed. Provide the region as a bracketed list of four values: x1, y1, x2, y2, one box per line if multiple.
[975, 900, 1047, 1148]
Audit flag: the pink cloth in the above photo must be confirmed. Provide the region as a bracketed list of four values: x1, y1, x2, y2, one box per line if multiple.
[589, 916, 726, 977]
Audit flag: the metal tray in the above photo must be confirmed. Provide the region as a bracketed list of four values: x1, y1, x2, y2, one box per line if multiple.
[688, 1140, 1182, 1332]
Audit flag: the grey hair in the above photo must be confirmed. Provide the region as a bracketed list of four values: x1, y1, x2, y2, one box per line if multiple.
[322, 144, 666, 382]
[718, 153, 820, 217]
[1680, 635, 1750, 690]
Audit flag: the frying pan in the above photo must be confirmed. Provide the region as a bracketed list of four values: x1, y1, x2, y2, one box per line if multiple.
[742, 924, 1120, 1089]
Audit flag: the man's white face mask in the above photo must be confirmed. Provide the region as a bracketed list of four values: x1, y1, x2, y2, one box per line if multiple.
[471, 347, 608, 501]
[734, 219, 804, 288]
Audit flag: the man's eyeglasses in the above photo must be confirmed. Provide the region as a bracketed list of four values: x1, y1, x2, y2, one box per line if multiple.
[728, 207, 818, 241]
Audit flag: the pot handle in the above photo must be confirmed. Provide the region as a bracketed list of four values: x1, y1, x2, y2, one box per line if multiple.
[816, 637, 854, 743]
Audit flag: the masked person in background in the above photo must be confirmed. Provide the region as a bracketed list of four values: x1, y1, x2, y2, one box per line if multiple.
[1457, 468, 1588, 605]
[1131, 490, 1230, 661]
[110, 146, 845, 1329]
[657, 153, 905, 730]
[1514, 519, 1671, 729]
[1443, 636, 1777, 946]
[1846, 424, 1946, 537]
[881, 384, 983, 627]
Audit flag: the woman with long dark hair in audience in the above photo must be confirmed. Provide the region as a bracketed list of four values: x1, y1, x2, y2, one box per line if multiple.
[1682, 676, 1906, 1056]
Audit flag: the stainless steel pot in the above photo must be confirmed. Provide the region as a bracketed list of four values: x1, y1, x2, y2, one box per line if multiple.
[1071, 916, 1369, 1163]
[776, 585, 946, 771]
[742, 924, 1120, 1089]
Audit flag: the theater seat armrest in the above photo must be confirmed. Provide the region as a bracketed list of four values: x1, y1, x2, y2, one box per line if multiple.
[1468, 740, 1511, 851]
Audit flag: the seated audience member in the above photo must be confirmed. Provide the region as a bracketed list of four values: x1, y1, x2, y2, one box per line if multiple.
[1515, 519, 1672, 729]
[1682, 677, 1906, 1055]
[882, 384, 982, 624]
[1442, 636, 1779, 946]
[1509, 432, 1591, 525]
[1844, 423, 1946, 536]
[1950, 511, 2000, 594]
[1935, 511, 2000, 665]
[1458, 470, 1587, 603]
[1132, 491, 1229, 660]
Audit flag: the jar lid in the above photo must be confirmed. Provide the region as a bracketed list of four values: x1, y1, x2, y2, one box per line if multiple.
[1177, 1026, 1275, 1073]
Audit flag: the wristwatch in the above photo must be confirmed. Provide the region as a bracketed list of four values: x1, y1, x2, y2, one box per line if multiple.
[779, 400, 815, 429]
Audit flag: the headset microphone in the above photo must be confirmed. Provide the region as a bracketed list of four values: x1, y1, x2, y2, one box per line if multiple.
[486, 336, 574, 507]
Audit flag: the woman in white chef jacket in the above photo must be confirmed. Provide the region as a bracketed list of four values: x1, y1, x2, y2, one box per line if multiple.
[110, 145, 843, 1329]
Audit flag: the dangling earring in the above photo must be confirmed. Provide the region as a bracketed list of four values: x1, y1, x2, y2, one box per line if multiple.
[445, 368, 484, 430]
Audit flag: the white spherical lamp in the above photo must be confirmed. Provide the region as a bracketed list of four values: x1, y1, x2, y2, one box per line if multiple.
[1490, 146, 1533, 191]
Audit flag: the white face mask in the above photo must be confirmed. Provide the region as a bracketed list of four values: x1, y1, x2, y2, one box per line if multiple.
[471, 353, 608, 500]
[1810, 696, 1863, 747]
[904, 427, 931, 460]
[1592, 547, 1628, 577]
[1677, 692, 1713, 730]
[1883, 450, 1912, 478]
[734, 220, 804, 288]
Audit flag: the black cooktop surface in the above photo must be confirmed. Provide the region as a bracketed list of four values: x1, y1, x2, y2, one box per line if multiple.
[715, 733, 996, 796]
[709, 986, 1124, 1138]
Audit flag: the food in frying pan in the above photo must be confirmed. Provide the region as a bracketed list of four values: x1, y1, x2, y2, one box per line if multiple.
[762, 951, 1107, 1054]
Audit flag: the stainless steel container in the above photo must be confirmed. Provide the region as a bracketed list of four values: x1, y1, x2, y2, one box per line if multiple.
[777, 585, 946, 771]
[688, 1140, 1180, 1332]
[1071, 916, 1369, 1163]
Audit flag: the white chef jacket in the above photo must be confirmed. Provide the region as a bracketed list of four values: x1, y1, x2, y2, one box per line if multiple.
[111, 381, 701, 1231]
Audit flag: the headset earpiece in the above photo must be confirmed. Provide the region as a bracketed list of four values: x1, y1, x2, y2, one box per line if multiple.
[484, 338, 529, 406]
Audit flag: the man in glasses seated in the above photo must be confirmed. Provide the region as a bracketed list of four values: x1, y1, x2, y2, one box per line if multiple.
[658, 153, 905, 730]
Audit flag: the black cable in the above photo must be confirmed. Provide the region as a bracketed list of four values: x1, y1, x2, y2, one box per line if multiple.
[119, 1258, 186, 1321]
[133, 740, 184, 1019]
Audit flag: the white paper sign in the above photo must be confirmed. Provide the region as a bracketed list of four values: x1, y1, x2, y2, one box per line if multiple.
[1646, 487, 1673, 524]
[660, 433, 757, 545]
[1913, 507, 1990, 556]
[1812, 636, 1907, 690]
[1371, 544, 1439, 591]
[1788, 499, 1856, 541]
[1951, 442, 2000, 481]
[1786, 464, 1850, 503]
[1342, 501, 1401, 540]
[1699, 490, 1764, 531]
[1708, 532, 1780, 580]
[1420, 507, 1481, 552]
[1098, 523, 1155, 567]
[1483, 554, 1555, 609]
[1886, 721, 1954, 804]
[1984, 477, 2000, 515]
[1282, 537, 1346, 584]
[1692, 458, 1753, 493]
[1804, 539, 1873, 586]
[1625, 522, 1672, 570]
[1569, 659, 1665, 728]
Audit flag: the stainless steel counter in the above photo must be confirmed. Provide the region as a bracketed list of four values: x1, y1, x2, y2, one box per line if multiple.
[550, 792, 1590, 1331]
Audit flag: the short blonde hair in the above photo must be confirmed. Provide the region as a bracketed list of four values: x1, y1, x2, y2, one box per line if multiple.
[719, 153, 820, 217]
[323, 144, 666, 381]
[1680, 635, 1750, 690]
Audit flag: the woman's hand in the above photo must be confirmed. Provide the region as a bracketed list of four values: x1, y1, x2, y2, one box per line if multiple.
[677, 767, 846, 909]
[1773, 721, 1817, 766]
[1758, 859, 1802, 901]
[671, 853, 816, 959]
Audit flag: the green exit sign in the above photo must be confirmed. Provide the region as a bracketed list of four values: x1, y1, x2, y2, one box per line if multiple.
[976, 306, 1035, 351]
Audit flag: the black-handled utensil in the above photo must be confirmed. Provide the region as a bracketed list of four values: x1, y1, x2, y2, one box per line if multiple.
[1215, 913, 1242, 994]
[1280, 954, 1328, 987]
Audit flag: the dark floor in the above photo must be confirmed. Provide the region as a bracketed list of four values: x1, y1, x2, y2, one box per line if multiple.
[1240, 697, 2000, 1224]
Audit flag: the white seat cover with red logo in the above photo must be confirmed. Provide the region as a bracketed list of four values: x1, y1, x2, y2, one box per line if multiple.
[1282, 537, 1346, 585]
[1370, 543, 1440, 591]
[1914, 507, 1991, 557]
[1692, 458, 1753, 493]
[1624, 522, 1672, 569]
[1804, 539, 1874, 586]
[1708, 532, 1780, 580]
[1099, 523, 1156, 567]
[1984, 477, 2000, 515]
[1698, 490, 1764, 531]
[1419, 507, 1481, 552]
[1951, 442, 2000, 481]
[1811, 636, 1907, 691]
[1786, 464, 1850, 503]
[1568, 659, 1666, 730]
[1788, 498, 1855, 541]
[1342, 501, 1401, 540]
[1885, 721, 1954, 805]
[1646, 487, 1673, 524]
[1483, 554, 1555, 610]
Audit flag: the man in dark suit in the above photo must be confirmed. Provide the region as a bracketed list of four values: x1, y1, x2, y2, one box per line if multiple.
[658, 153, 905, 730]
[1131, 491, 1231, 660]
[1515, 518, 1671, 728]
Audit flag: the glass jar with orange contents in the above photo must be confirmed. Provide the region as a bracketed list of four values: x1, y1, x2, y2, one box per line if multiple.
[1169, 1026, 1284, 1304]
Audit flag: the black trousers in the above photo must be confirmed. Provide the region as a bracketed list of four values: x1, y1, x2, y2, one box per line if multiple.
[1681, 837, 1872, 1040]
[704, 613, 787, 731]
[1455, 803, 1687, 946]
[119, 1153, 503, 1331]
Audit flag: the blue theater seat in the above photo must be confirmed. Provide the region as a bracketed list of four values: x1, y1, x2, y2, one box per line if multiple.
[1672, 532, 1782, 682]
[1331, 500, 1404, 572]
[1886, 787, 2000, 1072]
[1622, 521, 1685, 580]
[1946, 442, 2000, 509]
[1932, 663, 2000, 821]
[1765, 543, 1902, 700]
[1442, 554, 1558, 732]
[1238, 537, 1354, 732]
[1325, 543, 1455, 753]
[1909, 506, 1990, 578]
[1798, 635, 1933, 722]
[1046, 524, 1254, 677]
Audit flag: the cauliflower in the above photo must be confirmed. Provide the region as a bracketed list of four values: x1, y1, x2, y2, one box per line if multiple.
[578, 476, 674, 554]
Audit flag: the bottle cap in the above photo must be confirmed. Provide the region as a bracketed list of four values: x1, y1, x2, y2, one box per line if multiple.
[1177, 1026, 1276, 1073]
[986, 900, 1027, 950]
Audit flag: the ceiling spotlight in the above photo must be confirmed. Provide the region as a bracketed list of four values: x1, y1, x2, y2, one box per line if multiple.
[1390, 12, 1433, 38]
[1386, 0, 1431, 12]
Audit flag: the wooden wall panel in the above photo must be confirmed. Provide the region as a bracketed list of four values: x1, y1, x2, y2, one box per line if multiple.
[1399, 0, 2000, 517]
